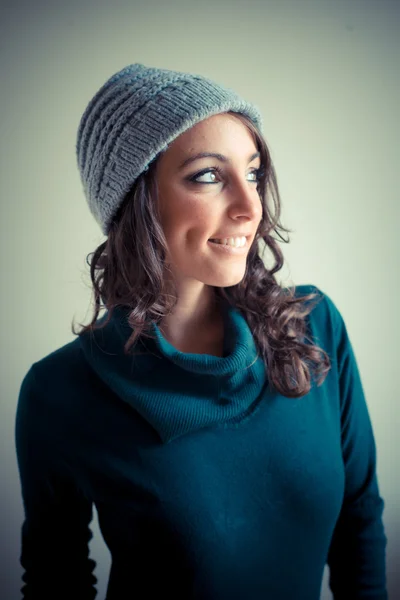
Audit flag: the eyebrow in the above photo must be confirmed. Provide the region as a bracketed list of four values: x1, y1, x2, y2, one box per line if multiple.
[178, 151, 261, 171]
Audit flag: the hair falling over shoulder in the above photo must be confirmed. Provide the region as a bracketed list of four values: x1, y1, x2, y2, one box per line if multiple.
[72, 112, 331, 398]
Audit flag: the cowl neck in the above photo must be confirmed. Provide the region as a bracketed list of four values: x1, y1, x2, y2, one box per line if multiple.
[79, 301, 267, 443]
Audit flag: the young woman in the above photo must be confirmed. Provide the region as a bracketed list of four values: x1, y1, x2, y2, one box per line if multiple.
[15, 63, 388, 599]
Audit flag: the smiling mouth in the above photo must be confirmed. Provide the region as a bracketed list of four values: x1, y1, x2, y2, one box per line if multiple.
[207, 239, 249, 256]
[208, 236, 249, 247]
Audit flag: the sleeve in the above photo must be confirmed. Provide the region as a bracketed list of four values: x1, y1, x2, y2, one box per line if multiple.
[325, 296, 388, 599]
[15, 366, 98, 599]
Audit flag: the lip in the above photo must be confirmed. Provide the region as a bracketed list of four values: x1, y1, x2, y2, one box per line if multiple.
[209, 233, 251, 240]
[207, 238, 249, 256]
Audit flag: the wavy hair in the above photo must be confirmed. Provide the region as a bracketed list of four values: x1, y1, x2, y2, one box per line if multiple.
[72, 111, 331, 397]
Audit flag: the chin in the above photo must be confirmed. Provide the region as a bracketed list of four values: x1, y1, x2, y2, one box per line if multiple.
[204, 272, 246, 288]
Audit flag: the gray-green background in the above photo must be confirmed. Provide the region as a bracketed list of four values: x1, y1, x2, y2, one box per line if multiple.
[1, 0, 398, 597]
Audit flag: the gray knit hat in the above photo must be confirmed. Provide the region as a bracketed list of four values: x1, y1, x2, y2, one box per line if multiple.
[76, 63, 263, 235]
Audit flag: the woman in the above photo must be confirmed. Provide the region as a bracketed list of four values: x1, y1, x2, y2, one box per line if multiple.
[15, 63, 388, 599]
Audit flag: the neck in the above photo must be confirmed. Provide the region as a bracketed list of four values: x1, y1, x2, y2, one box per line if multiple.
[158, 286, 224, 353]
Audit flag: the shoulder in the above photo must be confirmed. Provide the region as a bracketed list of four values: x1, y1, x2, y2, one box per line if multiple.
[291, 283, 343, 320]
[20, 337, 85, 394]
[290, 283, 347, 353]
[17, 337, 93, 432]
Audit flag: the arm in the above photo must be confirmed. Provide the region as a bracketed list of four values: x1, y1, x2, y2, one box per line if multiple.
[325, 297, 388, 599]
[15, 366, 98, 599]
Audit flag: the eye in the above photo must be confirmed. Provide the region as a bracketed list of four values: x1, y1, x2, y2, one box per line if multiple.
[189, 167, 223, 184]
[189, 166, 264, 185]
[252, 165, 266, 181]
[247, 168, 263, 182]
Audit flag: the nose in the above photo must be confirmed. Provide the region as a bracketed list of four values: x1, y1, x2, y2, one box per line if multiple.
[226, 174, 263, 223]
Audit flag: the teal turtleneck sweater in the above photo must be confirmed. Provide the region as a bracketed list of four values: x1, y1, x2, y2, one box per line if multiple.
[15, 285, 387, 599]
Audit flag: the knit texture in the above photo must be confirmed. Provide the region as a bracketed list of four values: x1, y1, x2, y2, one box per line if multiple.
[81, 296, 266, 444]
[15, 285, 388, 598]
[76, 63, 263, 235]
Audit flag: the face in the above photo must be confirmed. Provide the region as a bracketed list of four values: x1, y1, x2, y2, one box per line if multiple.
[154, 113, 263, 291]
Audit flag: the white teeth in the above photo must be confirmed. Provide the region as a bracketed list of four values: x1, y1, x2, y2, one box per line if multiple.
[212, 236, 246, 247]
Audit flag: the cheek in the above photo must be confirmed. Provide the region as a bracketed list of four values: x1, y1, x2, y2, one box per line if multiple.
[157, 181, 217, 245]
[185, 196, 216, 227]
[163, 198, 213, 238]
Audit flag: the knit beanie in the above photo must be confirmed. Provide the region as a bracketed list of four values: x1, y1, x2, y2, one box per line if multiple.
[76, 63, 263, 235]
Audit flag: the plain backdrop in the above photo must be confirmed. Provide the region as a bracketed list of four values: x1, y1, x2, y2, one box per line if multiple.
[1, 0, 399, 598]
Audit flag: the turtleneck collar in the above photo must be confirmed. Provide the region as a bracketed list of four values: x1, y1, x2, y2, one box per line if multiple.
[79, 302, 267, 444]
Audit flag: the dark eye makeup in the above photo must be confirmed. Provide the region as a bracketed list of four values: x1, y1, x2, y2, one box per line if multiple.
[188, 165, 265, 185]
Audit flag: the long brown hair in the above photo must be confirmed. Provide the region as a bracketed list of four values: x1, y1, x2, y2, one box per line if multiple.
[72, 111, 331, 397]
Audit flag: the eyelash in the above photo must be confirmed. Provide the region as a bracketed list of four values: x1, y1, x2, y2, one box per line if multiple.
[188, 165, 265, 185]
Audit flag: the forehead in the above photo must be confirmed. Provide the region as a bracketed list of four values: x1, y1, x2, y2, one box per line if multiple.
[161, 113, 257, 163]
